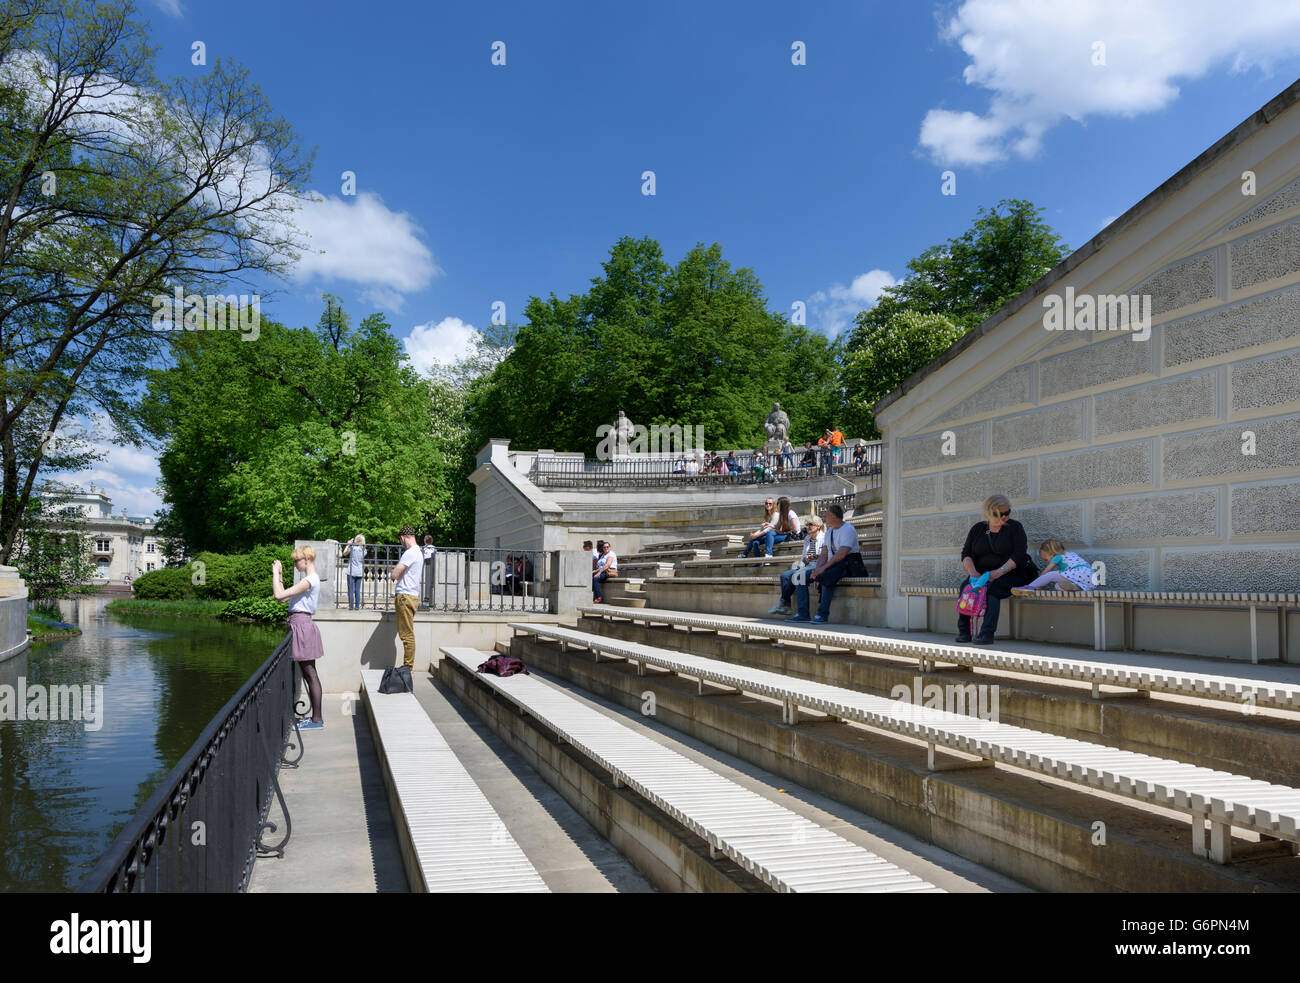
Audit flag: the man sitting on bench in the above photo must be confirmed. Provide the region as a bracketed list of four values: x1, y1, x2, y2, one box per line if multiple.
[786, 504, 867, 624]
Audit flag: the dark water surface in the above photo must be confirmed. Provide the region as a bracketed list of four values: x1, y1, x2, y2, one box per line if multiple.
[0, 597, 285, 892]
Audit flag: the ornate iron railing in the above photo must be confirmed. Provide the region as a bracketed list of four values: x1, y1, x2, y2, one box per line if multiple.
[335, 545, 551, 614]
[527, 442, 882, 489]
[78, 635, 302, 893]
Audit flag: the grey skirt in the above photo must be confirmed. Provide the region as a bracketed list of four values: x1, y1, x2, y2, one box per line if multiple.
[287, 611, 324, 662]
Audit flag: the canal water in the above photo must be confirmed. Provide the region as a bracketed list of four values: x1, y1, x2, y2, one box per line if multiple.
[0, 597, 285, 893]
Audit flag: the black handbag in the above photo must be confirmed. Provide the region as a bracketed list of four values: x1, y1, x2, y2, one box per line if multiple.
[379, 665, 413, 694]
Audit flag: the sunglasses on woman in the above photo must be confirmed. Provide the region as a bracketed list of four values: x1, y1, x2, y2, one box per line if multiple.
[994, 509, 1011, 518]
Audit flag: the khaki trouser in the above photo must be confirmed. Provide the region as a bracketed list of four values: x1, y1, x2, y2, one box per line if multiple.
[395, 593, 418, 668]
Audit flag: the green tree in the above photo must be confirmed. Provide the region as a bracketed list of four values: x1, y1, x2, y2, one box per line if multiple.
[839, 199, 1067, 435]
[12, 482, 97, 603]
[0, 0, 311, 562]
[467, 237, 841, 453]
[141, 298, 449, 553]
[841, 311, 966, 437]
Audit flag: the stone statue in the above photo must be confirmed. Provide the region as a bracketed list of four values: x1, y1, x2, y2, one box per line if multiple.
[764, 402, 790, 443]
[613, 409, 635, 456]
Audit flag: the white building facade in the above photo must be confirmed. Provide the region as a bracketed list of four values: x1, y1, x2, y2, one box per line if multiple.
[62, 487, 163, 584]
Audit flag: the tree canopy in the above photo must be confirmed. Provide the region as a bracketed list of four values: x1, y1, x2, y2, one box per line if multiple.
[838, 198, 1067, 435]
[467, 236, 842, 454]
[0, 0, 311, 562]
[141, 298, 451, 554]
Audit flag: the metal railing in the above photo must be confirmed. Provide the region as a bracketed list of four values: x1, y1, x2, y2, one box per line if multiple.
[528, 442, 882, 490]
[79, 634, 302, 893]
[335, 546, 551, 614]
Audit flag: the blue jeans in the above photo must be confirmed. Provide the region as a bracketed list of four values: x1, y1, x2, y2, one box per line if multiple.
[347, 575, 362, 609]
[593, 570, 608, 600]
[742, 530, 789, 557]
[780, 563, 816, 606]
[782, 452, 794, 469]
[794, 554, 867, 619]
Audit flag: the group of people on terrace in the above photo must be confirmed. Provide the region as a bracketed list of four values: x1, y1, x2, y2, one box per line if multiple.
[666, 425, 869, 483]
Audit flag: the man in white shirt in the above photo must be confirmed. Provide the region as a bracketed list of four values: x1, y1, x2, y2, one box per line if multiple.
[592, 540, 618, 603]
[390, 525, 424, 668]
[787, 505, 866, 624]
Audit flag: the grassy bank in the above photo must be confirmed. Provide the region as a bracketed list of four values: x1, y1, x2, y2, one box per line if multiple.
[105, 598, 229, 618]
[28, 605, 81, 642]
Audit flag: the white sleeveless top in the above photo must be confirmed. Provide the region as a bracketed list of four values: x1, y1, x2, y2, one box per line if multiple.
[288, 572, 320, 615]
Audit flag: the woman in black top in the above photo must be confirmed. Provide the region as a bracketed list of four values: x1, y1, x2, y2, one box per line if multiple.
[957, 494, 1037, 644]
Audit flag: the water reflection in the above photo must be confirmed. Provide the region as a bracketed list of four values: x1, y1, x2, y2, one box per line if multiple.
[0, 596, 285, 892]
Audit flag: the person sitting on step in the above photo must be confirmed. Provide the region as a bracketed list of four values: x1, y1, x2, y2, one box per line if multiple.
[769, 516, 823, 616]
[740, 497, 778, 558]
[786, 504, 867, 624]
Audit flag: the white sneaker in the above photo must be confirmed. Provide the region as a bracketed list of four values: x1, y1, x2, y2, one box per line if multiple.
[767, 603, 790, 615]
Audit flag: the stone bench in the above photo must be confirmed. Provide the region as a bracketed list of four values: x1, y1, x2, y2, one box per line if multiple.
[359, 670, 549, 892]
[686, 552, 883, 579]
[901, 587, 1300, 664]
[639, 534, 742, 557]
[508, 624, 1300, 865]
[439, 647, 941, 892]
[614, 561, 676, 579]
[618, 548, 712, 566]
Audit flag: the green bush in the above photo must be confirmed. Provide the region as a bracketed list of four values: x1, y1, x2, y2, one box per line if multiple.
[219, 596, 289, 623]
[192, 545, 293, 601]
[131, 566, 193, 600]
[133, 545, 293, 602]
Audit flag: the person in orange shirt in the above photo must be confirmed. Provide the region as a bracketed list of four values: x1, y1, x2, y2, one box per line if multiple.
[830, 426, 844, 465]
[817, 431, 832, 476]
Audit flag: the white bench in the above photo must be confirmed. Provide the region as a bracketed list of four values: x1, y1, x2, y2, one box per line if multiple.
[440, 648, 941, 892]
[360, 670, 549, 893]
[576, 605, 1300, 712]
[509, 624, 1300, 863]
[901, 587, 1299, 663]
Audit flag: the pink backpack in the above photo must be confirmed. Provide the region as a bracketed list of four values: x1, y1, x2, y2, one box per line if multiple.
[957, 583, 987, 618]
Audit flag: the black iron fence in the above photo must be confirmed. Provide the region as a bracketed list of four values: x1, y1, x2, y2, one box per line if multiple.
[79, 634, 302, 893]
[528, 442, 882, 490]
[335, 546, 551, 614]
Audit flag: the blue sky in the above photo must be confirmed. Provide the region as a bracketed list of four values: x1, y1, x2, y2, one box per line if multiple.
[67, 0, 1300, 517]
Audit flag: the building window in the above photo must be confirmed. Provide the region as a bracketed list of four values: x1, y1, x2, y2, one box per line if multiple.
[146, 543, 155, 553]
[146, 562, 155, 572]
[96, 539, 111, 552]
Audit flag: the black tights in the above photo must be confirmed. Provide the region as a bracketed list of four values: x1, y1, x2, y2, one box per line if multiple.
[300, 660, 323, 723]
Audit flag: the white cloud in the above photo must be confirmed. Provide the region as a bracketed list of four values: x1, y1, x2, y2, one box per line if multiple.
[1099, 214, 1119, 229]
[292, 191, 441, 309]
[809, 269, 897, 337]
[49, 415, 163, 520]
[403, 316, 479, 375]
[919, 0, 1300, 166]
[152, 0, 183, 16]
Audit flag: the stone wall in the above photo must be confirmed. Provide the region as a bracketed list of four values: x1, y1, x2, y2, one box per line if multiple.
[878, 95, 1300, 616]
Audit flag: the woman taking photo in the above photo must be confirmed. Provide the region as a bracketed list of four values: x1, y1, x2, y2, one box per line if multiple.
[956, 494, 1037, 645]
[272, 546, 325, 729]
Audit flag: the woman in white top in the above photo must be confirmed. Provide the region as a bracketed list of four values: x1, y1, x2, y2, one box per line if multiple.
[272, 546, 325, 728]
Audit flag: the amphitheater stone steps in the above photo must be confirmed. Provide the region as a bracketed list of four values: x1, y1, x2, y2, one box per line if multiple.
[497, 616, 1300, 891]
